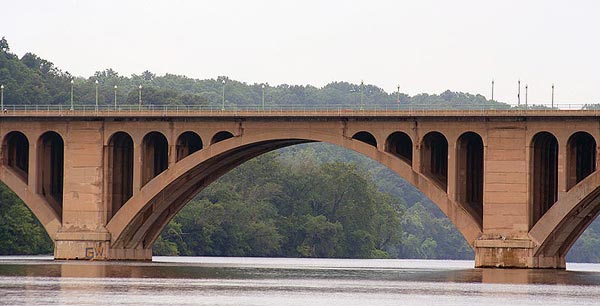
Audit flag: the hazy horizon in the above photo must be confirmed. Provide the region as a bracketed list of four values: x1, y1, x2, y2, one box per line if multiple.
[2, 0, 600, 105]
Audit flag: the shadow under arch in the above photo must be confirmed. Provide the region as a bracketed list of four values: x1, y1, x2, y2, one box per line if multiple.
[106, 130, 483, 253]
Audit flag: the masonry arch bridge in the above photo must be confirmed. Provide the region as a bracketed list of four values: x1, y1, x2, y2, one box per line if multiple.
[0, 112, 599, 268]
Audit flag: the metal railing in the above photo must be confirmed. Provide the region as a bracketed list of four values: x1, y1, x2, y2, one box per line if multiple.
[0, 103, 599, 117]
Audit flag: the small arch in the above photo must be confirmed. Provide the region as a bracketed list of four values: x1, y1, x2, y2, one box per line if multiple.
[421, 131, 448, 190]
[456, 132, 484, 223]
[567, 132, 596, 190]
[211, 131, 234, 145]
[142, 132, 169, 186]
[385, 131, 412, 163]
[37, 131, 64, 208]
[107, 132, 134, 220]
[3, 131, 29, 180]
[176, 131, 203, 161]
[352, 131, 377, 147]
[531, 131, 559, 226]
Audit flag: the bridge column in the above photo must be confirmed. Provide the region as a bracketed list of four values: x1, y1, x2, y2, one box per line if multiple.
[54, 122, 112, 260]
[475, 125, 564, 269]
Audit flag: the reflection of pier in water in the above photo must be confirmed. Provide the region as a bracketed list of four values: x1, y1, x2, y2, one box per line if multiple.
[1, 260, 600, 286]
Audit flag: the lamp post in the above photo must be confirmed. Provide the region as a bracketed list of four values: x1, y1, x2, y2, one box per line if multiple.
[551, 84, 555, 108]
[114, 85, 118, 110]
[95, 80, 99, 111]
[396, 84, 400, 110]
[525, 84, 528, 109]
[261, 84, 265, 110]
[360, 80, 364, 111]
[70, 79, 74, 110]
[138, 85, 142, 110]
[491, 79, 494, 101]
[517, 79, 521, 106]
[0, 84, 4, 111]
[221, 79, 226, 111]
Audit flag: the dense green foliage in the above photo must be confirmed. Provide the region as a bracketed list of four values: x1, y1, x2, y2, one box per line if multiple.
[0, 183, 52, 255]
[0, 37, 598, 261]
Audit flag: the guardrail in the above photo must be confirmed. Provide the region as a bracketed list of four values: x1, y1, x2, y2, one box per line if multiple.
[0, 103, 599, 117]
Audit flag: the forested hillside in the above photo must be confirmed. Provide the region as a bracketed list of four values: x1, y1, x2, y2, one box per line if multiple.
[0, 38, 598, 262]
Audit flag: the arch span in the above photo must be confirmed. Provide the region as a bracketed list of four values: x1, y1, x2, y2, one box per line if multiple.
[106, 129, 482, 254]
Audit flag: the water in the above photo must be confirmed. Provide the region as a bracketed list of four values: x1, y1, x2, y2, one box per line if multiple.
[1, 256, 599, 306]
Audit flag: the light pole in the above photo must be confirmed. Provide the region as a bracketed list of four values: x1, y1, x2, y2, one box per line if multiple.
[138, 85, 142, 110]
[261, 84, 265, 110]
[114, 85, 118, 110]
[360, 80, 364, 111]
[95, 80, 99, 111]
[491, 79, 494, 101]
[396, 84, 400, 110]
[221, 79, 226, 111]
[0, 84, 4, 111]
[70, 79, 74, 110]
[551, 84, 555, 108]
[517, 79, 521, 106]
[525, 84, 528, 109]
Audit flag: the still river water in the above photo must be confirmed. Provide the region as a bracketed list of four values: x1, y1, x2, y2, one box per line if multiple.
[0, 256, 599, 306]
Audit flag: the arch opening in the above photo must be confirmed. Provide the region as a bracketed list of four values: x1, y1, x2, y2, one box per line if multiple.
[531, 132, 558, 226]
[108, 133, 481, 257]
[142, 132, 168, 186]
[567, 132, 596, 190]
[3, 131, 29, 180]
[176, 131, 203, 162]
[352, 131, 377, 147]
[385, 131, 412, 164]
[211, 131, 234, 145]
[38, 131, 64, 208]
[456, 132, 484, 223]
[107, 132, 134, 220]
[421, 132, 448, 190]
[151, 143, 474, 259]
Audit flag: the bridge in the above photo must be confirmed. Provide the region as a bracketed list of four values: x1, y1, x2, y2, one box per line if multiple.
[1, 107, 599, 269]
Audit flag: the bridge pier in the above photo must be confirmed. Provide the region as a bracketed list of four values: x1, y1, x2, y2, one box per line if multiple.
[474, 239, 565, 269]
[54, 231, 152, 261]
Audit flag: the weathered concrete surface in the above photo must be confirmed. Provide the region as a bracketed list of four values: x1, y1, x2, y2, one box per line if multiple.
[1, 112, 599, 267]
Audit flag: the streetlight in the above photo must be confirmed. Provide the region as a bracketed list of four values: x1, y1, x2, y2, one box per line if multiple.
[517, 79, 521, 106]
[360, 80, 364, 111]
[114, 85, 118, 110]
[0, 84, 4, 111]
[491, 79, 495, 101]
[138, 85, 142, 110]
[221, 79, 226, 111]
[396, 84, 400, 110]
[261, 84, 265, 111]
[525, 84, 528, 109]
[551, 84, 555, 108]
[70, 79, 74, 110]
[95, 80, 99, 111]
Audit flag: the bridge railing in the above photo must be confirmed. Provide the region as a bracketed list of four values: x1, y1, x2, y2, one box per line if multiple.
[0, 103, 599, 116]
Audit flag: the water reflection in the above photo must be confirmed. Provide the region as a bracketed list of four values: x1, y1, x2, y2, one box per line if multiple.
[1, 257, 600, 306]
[0, 257, 598, 285]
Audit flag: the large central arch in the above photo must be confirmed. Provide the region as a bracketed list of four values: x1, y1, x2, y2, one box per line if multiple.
[106, 129, 483, 252]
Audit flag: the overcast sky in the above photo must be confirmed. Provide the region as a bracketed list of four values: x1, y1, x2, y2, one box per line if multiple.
[2, 0, 599, 105]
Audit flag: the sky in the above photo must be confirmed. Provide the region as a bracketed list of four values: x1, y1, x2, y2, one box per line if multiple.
[2, 0, 600, 105]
